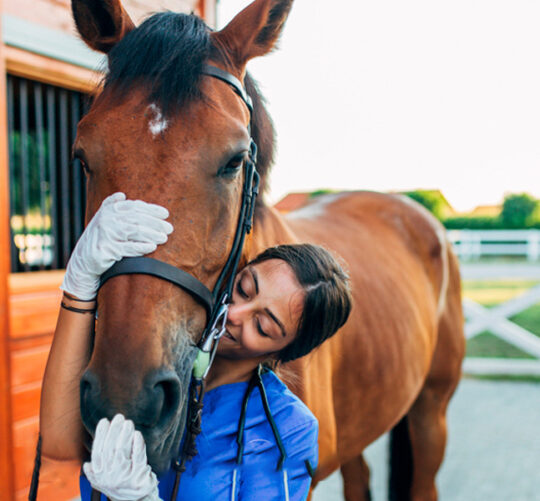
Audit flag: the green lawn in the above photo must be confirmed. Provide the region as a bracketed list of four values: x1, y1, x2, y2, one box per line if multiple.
[462, 279, 540, 359]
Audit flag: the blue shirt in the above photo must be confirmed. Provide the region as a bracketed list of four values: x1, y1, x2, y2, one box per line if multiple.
[80, 370, 318, 500]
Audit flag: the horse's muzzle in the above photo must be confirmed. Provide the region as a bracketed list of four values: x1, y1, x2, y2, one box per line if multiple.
[80, 368, 182, 455]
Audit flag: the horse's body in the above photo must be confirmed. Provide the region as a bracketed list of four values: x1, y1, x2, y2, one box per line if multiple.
[68, 1, 465, 499]
[248, 191, 464, 497]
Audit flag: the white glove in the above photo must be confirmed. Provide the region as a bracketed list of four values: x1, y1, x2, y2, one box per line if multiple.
[83, 414, 162, 501]
[60, 192, 173, 300]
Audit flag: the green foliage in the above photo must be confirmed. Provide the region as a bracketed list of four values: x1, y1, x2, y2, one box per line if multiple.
[403, 190, 447, 219]
[9, 130, 51, 214]
[443, 216, 503, 229]
[309, 189, 336, 198]
[500, 193, 539, 229]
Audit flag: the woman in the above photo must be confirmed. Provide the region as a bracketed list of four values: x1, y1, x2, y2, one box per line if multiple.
[40, 193, 352, 501]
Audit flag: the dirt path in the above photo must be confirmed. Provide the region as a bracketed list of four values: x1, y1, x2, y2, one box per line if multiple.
[313, 378, 540, 500]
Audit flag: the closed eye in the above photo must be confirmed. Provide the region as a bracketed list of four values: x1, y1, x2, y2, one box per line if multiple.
[256, 318, 270, 338]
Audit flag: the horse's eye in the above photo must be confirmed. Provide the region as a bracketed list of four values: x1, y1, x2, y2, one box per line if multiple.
[79, 159, 90, 175]
[218, 152, 246, 177]
[73, 150, 90, 175]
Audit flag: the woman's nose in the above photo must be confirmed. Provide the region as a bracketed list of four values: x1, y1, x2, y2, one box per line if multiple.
[227, 302, 252, 325]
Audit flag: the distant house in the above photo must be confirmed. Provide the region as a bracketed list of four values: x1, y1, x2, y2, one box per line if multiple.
[470, 204, 501, 217]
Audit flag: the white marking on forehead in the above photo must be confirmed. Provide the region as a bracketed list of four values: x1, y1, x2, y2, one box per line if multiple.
[286, 193, 345, 220]
[147, 103, 169, 137]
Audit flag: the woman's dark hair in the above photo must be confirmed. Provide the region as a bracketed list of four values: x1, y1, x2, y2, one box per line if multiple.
[248, 243, 352, 363]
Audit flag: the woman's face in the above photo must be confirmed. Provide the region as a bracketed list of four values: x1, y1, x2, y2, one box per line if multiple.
[217, 259, 305, 360]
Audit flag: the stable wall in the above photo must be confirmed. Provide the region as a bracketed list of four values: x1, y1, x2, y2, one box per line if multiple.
[0, 1, 215, 499]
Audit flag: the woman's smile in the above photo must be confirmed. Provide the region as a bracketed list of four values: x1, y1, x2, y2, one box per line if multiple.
[217, 259, 304, 360]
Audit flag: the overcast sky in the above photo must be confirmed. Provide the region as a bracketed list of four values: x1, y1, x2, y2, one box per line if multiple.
[217, 0, 540, 212]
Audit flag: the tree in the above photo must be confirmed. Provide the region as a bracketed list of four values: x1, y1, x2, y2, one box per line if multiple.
[403, 190, 447, 220]
[500, 193, 538, 228]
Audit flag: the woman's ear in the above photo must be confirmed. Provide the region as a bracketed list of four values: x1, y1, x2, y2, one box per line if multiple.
[72, 0, 135, 53]
[211, 0, 293, 70]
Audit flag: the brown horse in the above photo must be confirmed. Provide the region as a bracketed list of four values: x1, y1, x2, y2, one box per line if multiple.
[70, 0, 465, 499]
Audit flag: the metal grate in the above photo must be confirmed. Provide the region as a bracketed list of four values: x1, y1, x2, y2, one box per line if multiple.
[7, 75, 90, 272]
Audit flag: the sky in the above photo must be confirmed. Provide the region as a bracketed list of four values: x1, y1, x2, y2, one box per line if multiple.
[216, 0, 540, 212]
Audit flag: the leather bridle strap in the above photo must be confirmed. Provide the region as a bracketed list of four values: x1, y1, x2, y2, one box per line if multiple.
[202, 64, 253, 114]
[99, 257, 214, 319]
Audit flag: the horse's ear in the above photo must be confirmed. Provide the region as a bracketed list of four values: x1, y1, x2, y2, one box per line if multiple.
[212, 0, 293, 68]
[71, 0, 135, 53]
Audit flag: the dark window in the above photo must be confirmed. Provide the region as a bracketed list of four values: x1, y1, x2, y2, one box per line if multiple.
[7, 75, 90, 272]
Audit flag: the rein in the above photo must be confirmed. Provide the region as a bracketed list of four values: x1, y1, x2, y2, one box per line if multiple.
[28, 64, 259, 501]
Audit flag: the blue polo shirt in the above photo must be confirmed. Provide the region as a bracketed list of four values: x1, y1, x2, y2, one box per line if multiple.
[80, 370, 318, 500]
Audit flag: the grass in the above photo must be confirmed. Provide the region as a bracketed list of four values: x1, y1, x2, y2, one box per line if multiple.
[466, 331, 536, 359]
[511, 303, 540, 337]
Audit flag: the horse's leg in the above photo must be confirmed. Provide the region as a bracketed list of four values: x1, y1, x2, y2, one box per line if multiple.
[389, 249, 465, 501]
[341, 454, 372, 501]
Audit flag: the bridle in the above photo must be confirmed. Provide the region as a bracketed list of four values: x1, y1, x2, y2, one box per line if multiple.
[99, 64, 259, 381]
[28, 64, 260, 501]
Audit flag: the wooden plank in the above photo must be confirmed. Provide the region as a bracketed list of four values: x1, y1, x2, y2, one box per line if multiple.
[9, 270, 64, 294]
[4, 45, 101, 94]
[9, 333, 53, 353]
[11, 345, 49, 387]
[15, 459, 80, 501]
[13, 418, 80, 498]
[9, 291, 61, 339]
[464, 357, 540, 376]
[12, 417, 39, 492]
[12, 381, 41, 422]
[14, 427, 80, 500]
[8, 271, 62, 339]
[0, 2, 16, 496]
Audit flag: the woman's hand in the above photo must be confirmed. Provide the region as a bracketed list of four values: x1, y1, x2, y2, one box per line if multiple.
[83, 414, 161, 501]
[60, 192, 173, 300]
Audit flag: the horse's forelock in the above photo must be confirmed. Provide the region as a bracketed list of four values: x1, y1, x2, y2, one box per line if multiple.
[101, 10, 274, 214]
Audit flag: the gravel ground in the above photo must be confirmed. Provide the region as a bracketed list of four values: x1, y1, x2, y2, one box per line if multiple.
[313, 378, 540, 501]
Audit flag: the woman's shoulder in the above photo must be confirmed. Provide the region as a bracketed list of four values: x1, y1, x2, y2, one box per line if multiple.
[259, 370, 318, 437]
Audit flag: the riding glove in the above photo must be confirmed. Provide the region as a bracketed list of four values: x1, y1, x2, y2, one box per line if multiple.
[60, 192, 173, 300]
[83, 414, 162, 501]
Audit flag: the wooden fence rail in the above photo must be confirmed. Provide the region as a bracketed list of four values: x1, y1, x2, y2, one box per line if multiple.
[448, 229, 540, 261]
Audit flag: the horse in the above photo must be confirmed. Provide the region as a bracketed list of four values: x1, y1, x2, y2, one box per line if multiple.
[68, 0, 465, 499]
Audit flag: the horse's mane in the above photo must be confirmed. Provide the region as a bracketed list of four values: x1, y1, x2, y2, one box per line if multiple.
[103, 11, 275, 204]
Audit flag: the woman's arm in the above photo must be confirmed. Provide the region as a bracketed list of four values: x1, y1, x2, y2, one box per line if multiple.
[40, 295, 95, 461]
[38, 192, 173, 462]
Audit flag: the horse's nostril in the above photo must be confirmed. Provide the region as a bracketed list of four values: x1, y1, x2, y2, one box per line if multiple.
[80, 370, 102, 434]
[146, 371, 181, 430]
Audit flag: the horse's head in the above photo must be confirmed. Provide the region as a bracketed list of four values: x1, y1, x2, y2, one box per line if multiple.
[71, 0, 289, 471]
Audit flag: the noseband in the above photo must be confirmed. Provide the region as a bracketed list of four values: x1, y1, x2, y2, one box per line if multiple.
[28, 65, 260, 501]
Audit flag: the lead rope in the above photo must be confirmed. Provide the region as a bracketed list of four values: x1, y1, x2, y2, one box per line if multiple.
[28, 435, 41, 501]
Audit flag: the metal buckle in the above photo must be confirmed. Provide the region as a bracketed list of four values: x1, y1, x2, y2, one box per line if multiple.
[200, 296, 229, 352]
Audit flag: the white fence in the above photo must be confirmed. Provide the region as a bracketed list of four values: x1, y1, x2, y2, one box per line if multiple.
[462, 286, 540, 376]
[448, 229, 540, 261]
